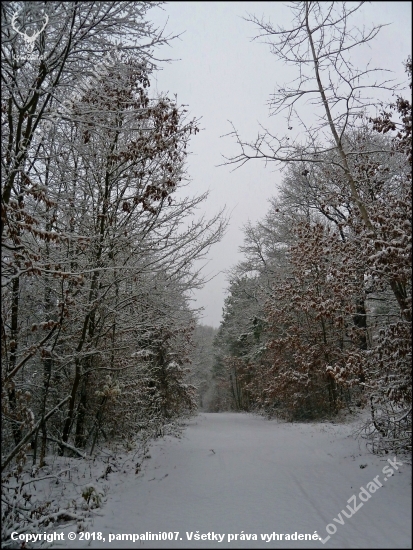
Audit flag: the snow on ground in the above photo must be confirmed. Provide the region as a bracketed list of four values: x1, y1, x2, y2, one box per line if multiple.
[28, 413, 412, 548]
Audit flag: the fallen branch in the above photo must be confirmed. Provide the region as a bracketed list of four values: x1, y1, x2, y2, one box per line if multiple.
[46, 436, 86, 459]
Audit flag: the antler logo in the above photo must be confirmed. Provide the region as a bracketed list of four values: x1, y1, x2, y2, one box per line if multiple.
[11, 10, 49, 54]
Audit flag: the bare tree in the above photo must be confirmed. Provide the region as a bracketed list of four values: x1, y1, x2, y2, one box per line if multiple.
[223, 1, 410, 319]
[224, 2, 398, 217]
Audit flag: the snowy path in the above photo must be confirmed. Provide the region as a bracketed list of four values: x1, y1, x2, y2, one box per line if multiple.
[61, 413, 411, 549]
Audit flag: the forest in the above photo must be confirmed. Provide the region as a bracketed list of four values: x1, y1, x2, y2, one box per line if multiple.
[1, 1, 411, 543]
[210, 3, 411, 457]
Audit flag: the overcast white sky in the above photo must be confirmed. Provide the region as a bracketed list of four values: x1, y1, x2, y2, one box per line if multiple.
[149, 1, 412, 328]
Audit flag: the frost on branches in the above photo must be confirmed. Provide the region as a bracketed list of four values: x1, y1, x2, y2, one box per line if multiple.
[218, 1, 411, 454]
[1, 2, 225, 541]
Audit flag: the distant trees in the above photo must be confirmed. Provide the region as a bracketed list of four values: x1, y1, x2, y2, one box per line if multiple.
[213, 277, 265, 412]
[1, 1, 226, 535]
[219, 2, 411, 453]
[189, 325, 218, 410]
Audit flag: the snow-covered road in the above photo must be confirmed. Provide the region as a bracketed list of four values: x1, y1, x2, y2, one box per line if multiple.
[61, 413, 411, 549]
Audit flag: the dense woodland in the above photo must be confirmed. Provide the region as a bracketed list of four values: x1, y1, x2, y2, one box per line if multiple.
[211, 3, 412, 458]
[1, 1, 411, 542]
[1, 1, 227, 537]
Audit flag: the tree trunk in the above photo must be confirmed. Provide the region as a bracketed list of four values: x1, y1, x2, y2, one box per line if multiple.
[75, 371, 89, 448]
[60, 359, 81, 454]
[8, 273, 21, 446]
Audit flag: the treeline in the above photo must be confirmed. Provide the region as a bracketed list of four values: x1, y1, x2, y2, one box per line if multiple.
[214, 70, 411, 453]
[189, 325, 218, 411]
[213, 0, 411, 457]
[1, 1, 225, 533]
